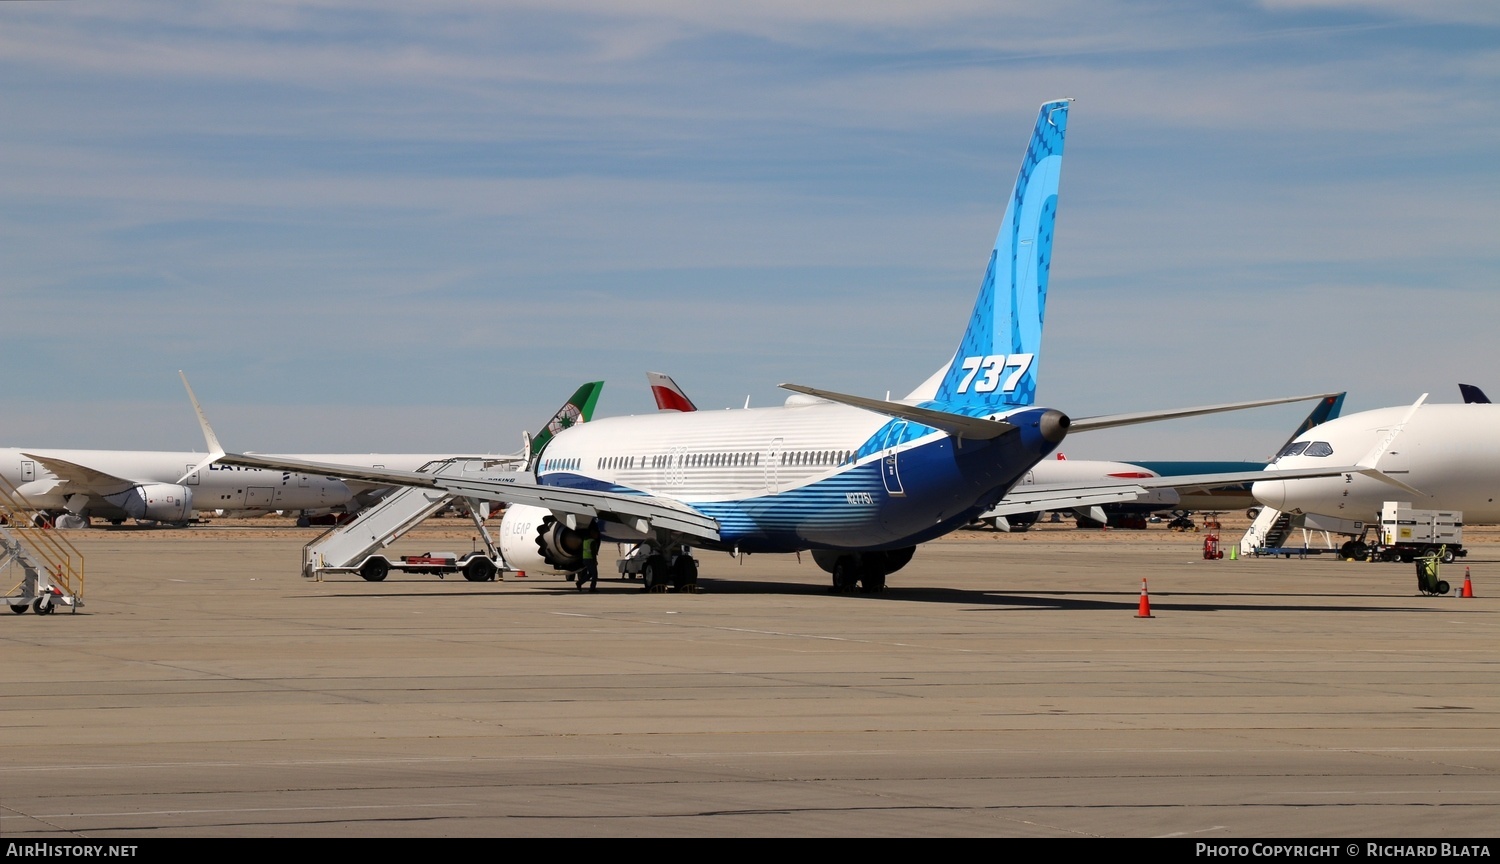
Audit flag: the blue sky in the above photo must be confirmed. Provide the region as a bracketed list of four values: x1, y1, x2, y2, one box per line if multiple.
[3, 1, 1498, 459]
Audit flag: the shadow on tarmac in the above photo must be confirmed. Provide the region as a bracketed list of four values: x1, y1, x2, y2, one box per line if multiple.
[293, 575, 1467, 615]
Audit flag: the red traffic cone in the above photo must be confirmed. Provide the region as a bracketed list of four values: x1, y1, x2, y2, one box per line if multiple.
[1462, 567, 1474, 598]
[1135, 577, 1155, 618]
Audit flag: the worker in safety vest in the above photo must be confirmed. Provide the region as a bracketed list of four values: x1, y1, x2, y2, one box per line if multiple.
[577, 524, 600, 593]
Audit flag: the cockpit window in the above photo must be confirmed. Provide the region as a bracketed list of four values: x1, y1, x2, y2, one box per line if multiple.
[1303, 441, 1334, 457]
[1275, 441, 1309, 460]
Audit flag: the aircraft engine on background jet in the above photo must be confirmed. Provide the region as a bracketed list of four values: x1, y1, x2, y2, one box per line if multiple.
[104, 483, 194, 522]
[498, 503, 584, 574]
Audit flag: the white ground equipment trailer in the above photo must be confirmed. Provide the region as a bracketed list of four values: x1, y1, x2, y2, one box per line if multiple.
[302, 457, 511, 582]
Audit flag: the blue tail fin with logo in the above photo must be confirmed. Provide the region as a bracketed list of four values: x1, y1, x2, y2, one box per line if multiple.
[929, 99, 1071, 412]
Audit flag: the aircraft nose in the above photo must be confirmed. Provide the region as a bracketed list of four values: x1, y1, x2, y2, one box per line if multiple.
[1250, 478, 1285, 511]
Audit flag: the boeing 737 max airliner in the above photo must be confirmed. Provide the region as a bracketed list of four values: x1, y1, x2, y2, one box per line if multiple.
[198, 100, 1360, 591]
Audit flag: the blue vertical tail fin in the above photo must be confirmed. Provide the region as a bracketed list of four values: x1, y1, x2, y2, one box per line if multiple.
[1273, 391, 1345, 455]
[930, 99, 1071, 412]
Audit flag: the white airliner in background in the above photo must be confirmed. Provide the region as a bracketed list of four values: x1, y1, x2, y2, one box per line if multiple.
[975, 392, 1348, 529]
[3, 448, 354, 527]
[201, 99, 1362, 592]
[1253, 395, 1500, 526]
[1, 383, 602, 528]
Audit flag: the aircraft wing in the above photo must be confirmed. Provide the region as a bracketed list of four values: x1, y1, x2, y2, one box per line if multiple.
[985, 484, 1152, 516]
[20, 452, 136, 495]
[214, 452, 722, 542]
[1069, 392, 1345, 433]
[982, 464, 1365, 518]
[781, 386, 1341, 440]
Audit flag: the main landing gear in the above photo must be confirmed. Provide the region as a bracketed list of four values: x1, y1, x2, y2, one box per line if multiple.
[618, 544, 699, 592]
[814, 547, 915, 594]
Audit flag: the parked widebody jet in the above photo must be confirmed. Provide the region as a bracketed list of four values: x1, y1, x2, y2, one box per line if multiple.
[1252, 394, 1500, 526]
[1, 382, 601, 528]
[980, 392, 1347, 529]
[201, 100, 1364, 591]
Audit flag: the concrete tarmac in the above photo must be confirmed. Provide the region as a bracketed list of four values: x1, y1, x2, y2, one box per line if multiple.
[2, 522, 1498, 838]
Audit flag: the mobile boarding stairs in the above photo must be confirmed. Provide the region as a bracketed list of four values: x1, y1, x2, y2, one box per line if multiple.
[302, 457, 513, 582]
[1, 474, 84, 615]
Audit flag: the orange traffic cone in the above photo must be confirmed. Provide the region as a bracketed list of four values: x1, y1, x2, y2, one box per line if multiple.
[1135, 577, 1155, 618]
[1462, 567, 1474, 598]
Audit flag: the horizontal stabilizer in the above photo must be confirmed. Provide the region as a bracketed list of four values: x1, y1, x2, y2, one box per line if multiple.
[778, 383, 1019, 440]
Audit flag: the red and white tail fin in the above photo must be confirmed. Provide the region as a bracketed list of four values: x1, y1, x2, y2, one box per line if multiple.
[647, 372, 698, 413]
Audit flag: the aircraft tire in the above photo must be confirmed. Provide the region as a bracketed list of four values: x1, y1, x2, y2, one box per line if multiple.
[642, 556, 668, 592]
[463, 558, 497, 582]
[831, 558, 859, 593]
[360, 558, 390, 582]
[859, 571, 886, 593]
[671, 556, 697, 591]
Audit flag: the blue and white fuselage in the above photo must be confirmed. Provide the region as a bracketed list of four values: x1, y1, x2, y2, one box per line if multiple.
[520, 98, 1075, 561]
[536, 400, 1065, 553]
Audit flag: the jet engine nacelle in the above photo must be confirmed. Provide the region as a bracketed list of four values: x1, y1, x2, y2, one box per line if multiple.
[106, 483, 194, 523]
[498, 503, 585, 574]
